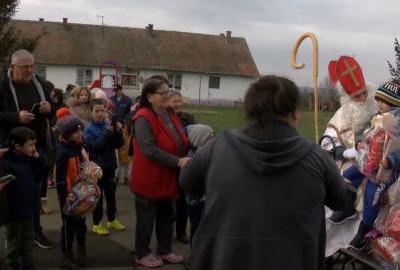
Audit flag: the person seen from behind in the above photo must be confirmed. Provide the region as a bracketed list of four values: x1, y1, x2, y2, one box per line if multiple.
[179, 75, 356, 270]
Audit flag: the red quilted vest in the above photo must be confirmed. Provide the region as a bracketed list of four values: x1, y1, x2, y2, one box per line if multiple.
[130, 107, 189, 199]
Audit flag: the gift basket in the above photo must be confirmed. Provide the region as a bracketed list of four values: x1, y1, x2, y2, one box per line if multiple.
[63, 161, 102, 218]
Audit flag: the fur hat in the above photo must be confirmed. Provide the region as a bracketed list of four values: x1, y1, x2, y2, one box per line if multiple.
[375, 80, 400, 107]
[58, 116, 83, 139]
[187, 124, 215, 148]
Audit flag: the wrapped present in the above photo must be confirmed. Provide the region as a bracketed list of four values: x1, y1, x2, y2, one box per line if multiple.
[63, 177, 101, 218]
[373, 236, 400, 265]
[63, 161, 102, 218]
[386, 204, 400, 241]
[357, 112, 400, 181]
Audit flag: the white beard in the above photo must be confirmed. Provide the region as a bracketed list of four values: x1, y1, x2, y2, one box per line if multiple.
[325, 84, 377, 148]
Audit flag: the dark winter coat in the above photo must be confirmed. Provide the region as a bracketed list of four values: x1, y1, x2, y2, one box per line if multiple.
[179, 120, 355, 270]
[110, 94, 132, 123]
[2, 149, 42, 222]
[0, 75, 53, 148]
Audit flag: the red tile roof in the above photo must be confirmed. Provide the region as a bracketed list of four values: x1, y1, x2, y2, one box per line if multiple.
[11, 19, 260, 78]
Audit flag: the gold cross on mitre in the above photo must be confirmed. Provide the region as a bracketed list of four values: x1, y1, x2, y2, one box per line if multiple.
[340, 59, 360, 87]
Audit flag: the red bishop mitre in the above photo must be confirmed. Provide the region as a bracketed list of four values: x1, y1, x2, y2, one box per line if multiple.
[328, 56, 366, 97]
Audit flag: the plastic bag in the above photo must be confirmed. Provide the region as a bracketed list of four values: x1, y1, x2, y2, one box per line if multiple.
[373, 236, 400, 266]
[357, 128, 386, 177]
[63, 176, 101, 218]
[386, 204, 400, 241]
[63, 161, 102, 218]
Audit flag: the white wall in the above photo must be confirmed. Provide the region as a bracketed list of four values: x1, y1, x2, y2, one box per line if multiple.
[43, 65, 256, 102]
[45, 65, 76, 90]
[181, 73, 255, 102]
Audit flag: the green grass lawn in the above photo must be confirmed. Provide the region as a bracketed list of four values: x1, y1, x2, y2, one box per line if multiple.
[184, 105, 334, 141]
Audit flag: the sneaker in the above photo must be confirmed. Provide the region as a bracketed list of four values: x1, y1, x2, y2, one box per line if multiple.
[158, 252, 184, 264]
[329, 210, 357, 225]
[106, 220, 126, 231]
[34, 233, 55, 249]
[92, 224, 110, 235]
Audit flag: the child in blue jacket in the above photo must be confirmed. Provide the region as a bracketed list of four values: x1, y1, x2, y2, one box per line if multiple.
[83, 98, 125, 235]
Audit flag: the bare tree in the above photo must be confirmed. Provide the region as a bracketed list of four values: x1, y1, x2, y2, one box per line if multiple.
[319, 76, 340, 111]
[0, 0, 41, 71]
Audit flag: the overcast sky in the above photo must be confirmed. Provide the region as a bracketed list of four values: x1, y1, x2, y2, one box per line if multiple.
[14, 0, 400, 86]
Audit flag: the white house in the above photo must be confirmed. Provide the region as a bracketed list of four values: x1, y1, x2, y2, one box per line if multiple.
[12, 18, 260, 104]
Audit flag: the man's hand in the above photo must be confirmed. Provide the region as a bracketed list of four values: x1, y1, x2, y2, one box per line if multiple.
[18, 110, 35, 124]
[39, 101, 51, 114]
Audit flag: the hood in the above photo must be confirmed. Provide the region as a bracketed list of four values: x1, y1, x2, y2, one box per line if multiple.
[223, 121, 314, 175]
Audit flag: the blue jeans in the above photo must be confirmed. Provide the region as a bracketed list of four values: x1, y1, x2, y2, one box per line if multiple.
[343, 165, 394, 226]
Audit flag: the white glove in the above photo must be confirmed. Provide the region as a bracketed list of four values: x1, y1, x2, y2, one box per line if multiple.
[343, 147, 359, 159]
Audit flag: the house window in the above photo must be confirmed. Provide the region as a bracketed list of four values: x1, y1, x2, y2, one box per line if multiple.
[35, 65, 46, 80]
[168, 73, 182, 90]
[121, 74, 137, 87]
[209, 76, 220, 89]
[76, 68, 93, 86]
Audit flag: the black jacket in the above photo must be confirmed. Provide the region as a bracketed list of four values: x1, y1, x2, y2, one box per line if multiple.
[2, 149, 42, 222]
[0, 74, 53, 148]
[180, 120, 355, 270]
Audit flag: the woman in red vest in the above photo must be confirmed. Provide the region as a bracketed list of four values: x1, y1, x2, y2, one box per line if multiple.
[130, 75, 190, 268]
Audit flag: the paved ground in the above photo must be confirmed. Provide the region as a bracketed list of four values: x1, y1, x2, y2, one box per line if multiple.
[34, 184, 190, 270]
[1, 183, 375, 269]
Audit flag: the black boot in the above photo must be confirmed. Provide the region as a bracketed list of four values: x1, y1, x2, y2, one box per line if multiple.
[76, 245, 86, 267]
[349, 221, 373, 251]
[60, 252, 79, 270]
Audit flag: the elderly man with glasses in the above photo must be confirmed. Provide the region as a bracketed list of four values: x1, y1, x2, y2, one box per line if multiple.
[0, 49, 55, 250]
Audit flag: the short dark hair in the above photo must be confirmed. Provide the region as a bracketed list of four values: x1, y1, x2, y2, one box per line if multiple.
[89, 98, 106, 111]
[114, 84, 122, 90]
[8, 127, 36, 148]
[139, 75, 169, 108]
[51, 88, 64, 104]
[244, 75, 300, 126]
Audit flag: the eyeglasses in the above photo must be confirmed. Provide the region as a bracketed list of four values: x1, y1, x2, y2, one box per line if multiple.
[14, 64, 34, 70]
[154, 90, 170, 97]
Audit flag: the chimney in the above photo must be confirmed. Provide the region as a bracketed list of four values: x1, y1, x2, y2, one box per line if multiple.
[63, 17, 68, 30]
[39, 18, 44, 22]
[146, 24, 154, 34]
[225, 30, 232, 44]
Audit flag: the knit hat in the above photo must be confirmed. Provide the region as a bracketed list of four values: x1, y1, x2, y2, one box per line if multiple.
[187, 124, 215, 148]
[375, 80, 400, 107]
[56, 107, 70, 121]
[58, 116, 83, 139]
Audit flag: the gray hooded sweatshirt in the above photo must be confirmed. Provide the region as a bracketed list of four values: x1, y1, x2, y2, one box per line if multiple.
[180, 120, 355, 270]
